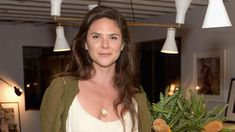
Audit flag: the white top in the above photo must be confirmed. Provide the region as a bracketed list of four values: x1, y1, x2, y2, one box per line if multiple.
[66, 97, 138, 132]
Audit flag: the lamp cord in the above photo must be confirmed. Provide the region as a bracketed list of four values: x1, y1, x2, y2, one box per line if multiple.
[130, 0, 136, 22]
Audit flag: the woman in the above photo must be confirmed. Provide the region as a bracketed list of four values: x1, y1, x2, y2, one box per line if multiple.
[40, 5, 152, 132]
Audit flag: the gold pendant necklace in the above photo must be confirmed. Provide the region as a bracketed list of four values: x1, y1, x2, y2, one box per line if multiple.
[90, 80, 115, 118]
[100, 99, 113, 118]
[101, 108, 109, 117]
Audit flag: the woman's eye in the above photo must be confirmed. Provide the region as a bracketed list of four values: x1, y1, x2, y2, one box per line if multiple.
[92, 35, 99, 39]
[110, 36, 118, 40]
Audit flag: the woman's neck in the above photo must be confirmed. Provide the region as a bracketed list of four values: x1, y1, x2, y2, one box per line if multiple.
[92, 64, 116, 87]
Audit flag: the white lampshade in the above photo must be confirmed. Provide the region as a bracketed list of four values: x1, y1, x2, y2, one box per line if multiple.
[53, 26, 70, 52]
[202, 0, 232, 28]
[88, 5, 98, 11]
[161, 28, 178, 54]
[51, 0, 62, 16]
[175, 0, 192, 24]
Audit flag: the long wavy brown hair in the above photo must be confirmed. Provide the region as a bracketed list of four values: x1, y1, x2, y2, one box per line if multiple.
[62, 5, 141, 130]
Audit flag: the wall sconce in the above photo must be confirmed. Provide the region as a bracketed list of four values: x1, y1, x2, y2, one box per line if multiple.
[14, 86, 22, 96]
[0, 77, 23, 96]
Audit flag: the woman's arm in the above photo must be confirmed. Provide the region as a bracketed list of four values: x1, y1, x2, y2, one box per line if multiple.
[40, 78, 65, 132]
[135, 89, 152, 132]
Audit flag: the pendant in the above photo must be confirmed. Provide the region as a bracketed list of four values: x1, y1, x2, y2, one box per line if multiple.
[101, 108, 108, 117]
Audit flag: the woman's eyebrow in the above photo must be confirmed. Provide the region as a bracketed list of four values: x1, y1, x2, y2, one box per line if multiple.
[109, 33, 121, 36]
[89, 32, 121, 36]
[90, 32, 101, 35]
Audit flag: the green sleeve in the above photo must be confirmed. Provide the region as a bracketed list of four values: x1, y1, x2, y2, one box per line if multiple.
[135, 88, 152, 132]
[40, 78, 65, 132]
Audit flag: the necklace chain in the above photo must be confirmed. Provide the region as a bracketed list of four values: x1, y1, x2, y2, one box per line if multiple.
[90, 80, 116, 118]
[100, 96, 114, 118]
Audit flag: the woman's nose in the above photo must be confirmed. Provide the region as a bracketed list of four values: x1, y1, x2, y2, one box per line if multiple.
[101, 37, 109, 48]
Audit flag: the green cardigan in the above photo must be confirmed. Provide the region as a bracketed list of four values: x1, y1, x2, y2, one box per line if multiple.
[40, 77, 152, 132]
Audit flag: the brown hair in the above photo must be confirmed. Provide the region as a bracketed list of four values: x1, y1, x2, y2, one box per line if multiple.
[63, 5, 140, 130]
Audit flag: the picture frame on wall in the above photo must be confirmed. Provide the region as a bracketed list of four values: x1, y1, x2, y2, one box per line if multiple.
[0, 102, 21, 132]
[225, 78, 235, 122]
[193, 49, 226, 102]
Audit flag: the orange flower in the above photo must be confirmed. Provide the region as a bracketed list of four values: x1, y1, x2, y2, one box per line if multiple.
[152, 118, 171, 132]
[203, 120, 223, 132]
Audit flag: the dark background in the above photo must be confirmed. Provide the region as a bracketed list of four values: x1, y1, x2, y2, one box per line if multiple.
[23, 46, 69, 110]
[139, 38, 181, 103]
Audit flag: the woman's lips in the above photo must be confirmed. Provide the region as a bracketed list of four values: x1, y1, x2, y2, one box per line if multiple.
[98, 53, 111, 56]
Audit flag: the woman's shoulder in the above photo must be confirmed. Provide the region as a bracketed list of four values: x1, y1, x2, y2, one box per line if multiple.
[46, 76, 78, 91]
[43, 76, 79, 99]
[133, 86, 146, 95]
[133, 86, 148, 101]
[50, 76, 78, 85]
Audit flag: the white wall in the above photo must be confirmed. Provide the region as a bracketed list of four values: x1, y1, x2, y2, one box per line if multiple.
[0, 24, 55, 132]
[180, 1, 235, 108]
[0, 24, 79, 132]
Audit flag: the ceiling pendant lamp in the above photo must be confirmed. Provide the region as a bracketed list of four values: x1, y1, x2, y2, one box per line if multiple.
[53, 26, 70, 52]
[51, 0, 62, 16]
[175, 0, 192, 24]
[88, 5, 98, 11]
[161, 28, 178, 54]
[202, 0, 232, 28]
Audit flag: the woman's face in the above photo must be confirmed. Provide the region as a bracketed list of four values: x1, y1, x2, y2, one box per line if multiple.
[86, 18, 124, 68]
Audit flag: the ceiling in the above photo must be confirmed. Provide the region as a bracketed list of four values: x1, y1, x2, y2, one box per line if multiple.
[0, 0, 208, 25]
